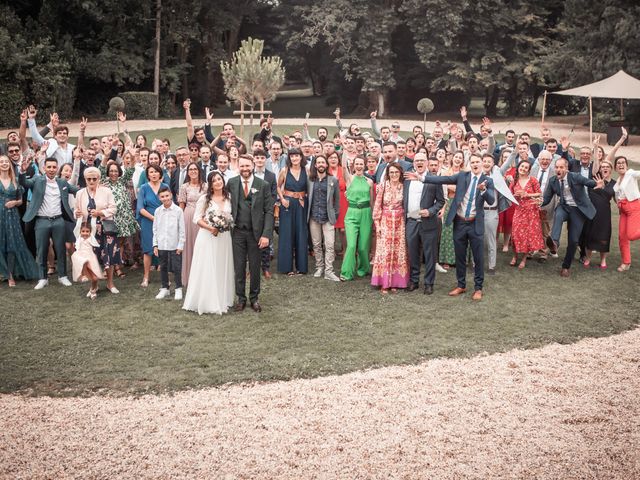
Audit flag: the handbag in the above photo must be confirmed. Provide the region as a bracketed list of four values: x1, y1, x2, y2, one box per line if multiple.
[101, 218, 117, 234]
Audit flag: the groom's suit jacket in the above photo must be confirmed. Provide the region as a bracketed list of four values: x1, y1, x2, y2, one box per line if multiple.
[228, 175, 275, 242]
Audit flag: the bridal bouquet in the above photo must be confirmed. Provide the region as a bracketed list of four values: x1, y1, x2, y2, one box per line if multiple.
[206, 207, 234, 232]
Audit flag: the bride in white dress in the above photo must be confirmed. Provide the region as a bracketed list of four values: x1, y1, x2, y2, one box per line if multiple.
[182, 171, 235, 315]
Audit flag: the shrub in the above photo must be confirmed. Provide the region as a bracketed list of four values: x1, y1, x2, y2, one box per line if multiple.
[0, 84, 25, 128]
[117, 92, 158, 119]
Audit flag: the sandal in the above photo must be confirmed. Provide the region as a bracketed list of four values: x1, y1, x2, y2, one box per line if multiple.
[115, 267, 126, 278]
[8, 278, 16, 288]
[89, 290, 97, 300]
[380, 288, 389, 295]
[287, 272, 296, 277]
[518, 259, 526, 270]
[509, 257, 517, 267]
[617, 264, 631, 272]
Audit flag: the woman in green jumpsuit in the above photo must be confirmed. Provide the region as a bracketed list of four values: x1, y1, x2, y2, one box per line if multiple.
[340, 156, 374, 281]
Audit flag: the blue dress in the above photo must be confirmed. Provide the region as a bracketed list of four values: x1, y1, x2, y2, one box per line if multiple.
[0, 181, 38, 280]
[277, 168, 308, 273]
[136, 182, 167, 254]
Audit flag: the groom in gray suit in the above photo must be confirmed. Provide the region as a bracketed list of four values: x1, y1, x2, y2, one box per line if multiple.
[228, 154, 275, 312]
[20, 156, 80, 289]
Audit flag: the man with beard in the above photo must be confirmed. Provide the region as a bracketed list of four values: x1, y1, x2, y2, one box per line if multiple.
[307, 155, 341, 281]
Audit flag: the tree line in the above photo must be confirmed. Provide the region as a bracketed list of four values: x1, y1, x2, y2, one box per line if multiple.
[1, 0, 638, 127]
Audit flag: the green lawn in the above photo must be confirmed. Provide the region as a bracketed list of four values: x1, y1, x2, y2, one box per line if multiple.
[2, 214, 638, 397]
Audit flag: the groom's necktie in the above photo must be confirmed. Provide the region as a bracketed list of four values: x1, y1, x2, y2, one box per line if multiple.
[243, 180, 249, 198]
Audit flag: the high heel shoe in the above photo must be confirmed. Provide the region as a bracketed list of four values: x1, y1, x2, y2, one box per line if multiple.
[617, 264, 631, 272]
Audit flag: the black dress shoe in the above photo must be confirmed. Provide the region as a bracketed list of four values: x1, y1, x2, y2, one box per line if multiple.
[234, 302, 246, 312]
[407, 283, 419, 292]
[251, 301, 262, 312]
[424, 285, 434, 295]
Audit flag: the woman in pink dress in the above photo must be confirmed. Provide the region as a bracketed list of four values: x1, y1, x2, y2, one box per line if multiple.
[498, 148, 516, 252]
[178, 162, 206, 286]
[371, 163, 409, 293]
[328, 151, 348, 256]
[510, 160, 544, 269]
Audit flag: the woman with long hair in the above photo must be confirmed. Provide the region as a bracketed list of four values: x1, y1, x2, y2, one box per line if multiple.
[0, 154, 38, 285]
[498, 148, 516, 252]
[327, 151, 348, 256]
[178, 162, 206, 285]
[182, 171, 235, 314]
[371, 163, 409, 293]
[277, 148, 309, 275]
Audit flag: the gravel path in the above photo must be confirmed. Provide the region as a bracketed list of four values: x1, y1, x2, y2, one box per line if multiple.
[2, 328, 639, 479]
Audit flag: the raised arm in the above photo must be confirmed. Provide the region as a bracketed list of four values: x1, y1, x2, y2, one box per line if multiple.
[18, 109, 29, 151]
[183, 99, 194, 141]
[77, 117, 88, 148]
[604, 127, 628, 165]
[27, 107, 46, 146]
[204, 107, 215, 143]
[117, 112, 133, 148]
[370, 111, 381, 137]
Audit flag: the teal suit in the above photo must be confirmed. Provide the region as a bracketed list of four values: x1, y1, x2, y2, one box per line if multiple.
[19, 174, 80, 279]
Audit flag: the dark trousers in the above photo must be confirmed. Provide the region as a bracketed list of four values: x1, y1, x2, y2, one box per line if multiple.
[35, 216, 66, 279]
[232, 228, 261, 303]
[552, 205, 586, 269]
[158, 250, 182, 289]
[406, 218, 438, 287]
[453, 218, 484, 291]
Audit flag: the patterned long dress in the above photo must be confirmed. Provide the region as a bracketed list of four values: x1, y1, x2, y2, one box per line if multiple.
[371, 181, 409, 289]
[100, 166, 139, 238]
[178, 182, 206, 285]
[0, 181, 38, 280]
[439, 171, 457, 265]
[510, 177, 544, 253]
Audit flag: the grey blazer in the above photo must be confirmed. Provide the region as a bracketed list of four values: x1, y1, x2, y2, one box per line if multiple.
[19, 174, 80, 222]
[306, 175, 340, 225]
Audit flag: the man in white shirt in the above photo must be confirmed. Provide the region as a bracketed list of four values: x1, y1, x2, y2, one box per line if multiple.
[215, 153, 238, 184]
[19, 156, 80, 289]
[27, 109, 74, 165]
[404, 153, 445, 294]
[531, 151, 557, 260]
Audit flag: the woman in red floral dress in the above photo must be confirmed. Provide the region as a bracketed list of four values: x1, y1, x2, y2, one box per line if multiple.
[510, 160, 544, 269]
[371, 163, 409, 293]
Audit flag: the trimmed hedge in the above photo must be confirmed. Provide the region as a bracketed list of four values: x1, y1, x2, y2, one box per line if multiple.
[115, 92, 158, 119]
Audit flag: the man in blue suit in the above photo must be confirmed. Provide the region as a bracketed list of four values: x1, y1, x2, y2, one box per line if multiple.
[541, 157, 603, 277]
[19, 156, 80, 289]
[403, 153, 445, 294]
[406, 153, 495, 300]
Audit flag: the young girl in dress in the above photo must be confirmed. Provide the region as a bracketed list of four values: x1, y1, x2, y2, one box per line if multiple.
[71, 220, 103, 299]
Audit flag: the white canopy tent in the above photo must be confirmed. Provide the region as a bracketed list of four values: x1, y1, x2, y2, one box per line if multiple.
[542, 70, 640, 143]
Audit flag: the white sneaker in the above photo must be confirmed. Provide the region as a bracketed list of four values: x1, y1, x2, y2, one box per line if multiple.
[313, 268, 324, 278]
[174, 288, 183, 300]
[108, 286, 120, 294]
[324, 272, 340, 282]
[58, 276, 72, 287]
[34, 279, 49, 290]
[436, 263, 447, 273]
[550, 252, 559, 258]
[155, 288, 170, 299]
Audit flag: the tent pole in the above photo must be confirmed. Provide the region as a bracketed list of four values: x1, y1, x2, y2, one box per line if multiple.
[620, 98, 624, 118]
[541, 90, 547, 126]
[589, 96, 593, 143]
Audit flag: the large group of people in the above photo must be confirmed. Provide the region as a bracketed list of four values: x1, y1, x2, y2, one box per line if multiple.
[1, 101, 637, 314]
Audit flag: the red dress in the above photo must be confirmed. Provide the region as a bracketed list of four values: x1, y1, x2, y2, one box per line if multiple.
[510, 177, 544, 253]
[498, 167, 516, 233]
[332, 167, 348, 229]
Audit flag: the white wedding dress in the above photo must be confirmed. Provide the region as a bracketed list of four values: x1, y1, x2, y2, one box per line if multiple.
[182, 196, 235, 315]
